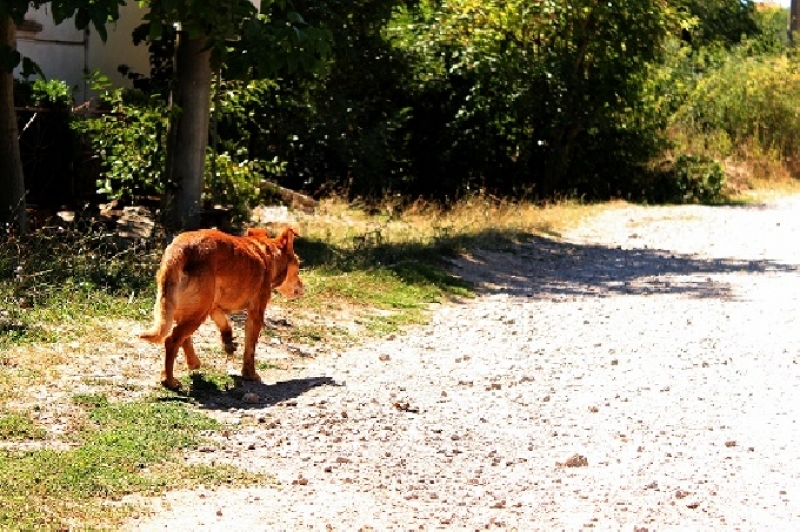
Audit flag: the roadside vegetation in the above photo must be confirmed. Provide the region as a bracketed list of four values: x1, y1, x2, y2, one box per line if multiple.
[2, 1, 800, 529]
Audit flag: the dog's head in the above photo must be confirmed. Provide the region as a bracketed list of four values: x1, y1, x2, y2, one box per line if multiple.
[270, 227, 305, 299]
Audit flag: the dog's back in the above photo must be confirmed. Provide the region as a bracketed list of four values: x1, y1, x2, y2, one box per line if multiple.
[140, 228, 303, 343]
[140, 229, 273, 342]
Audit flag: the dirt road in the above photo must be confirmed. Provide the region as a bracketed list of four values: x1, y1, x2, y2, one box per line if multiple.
[126, 197, 800, 531]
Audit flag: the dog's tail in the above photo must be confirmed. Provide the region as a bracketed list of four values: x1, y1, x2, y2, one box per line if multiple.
[139, 264, 180, 343]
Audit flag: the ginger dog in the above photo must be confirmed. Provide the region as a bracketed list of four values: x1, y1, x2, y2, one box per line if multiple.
[140, 227, 304, 389]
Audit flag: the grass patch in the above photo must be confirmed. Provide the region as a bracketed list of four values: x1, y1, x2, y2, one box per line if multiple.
[0, 225, 157, 349]
[0, 395, 260, 530]
[0, 411, 47, 441]
[0, 286, 152, 349]
[180, 370, 236, 397]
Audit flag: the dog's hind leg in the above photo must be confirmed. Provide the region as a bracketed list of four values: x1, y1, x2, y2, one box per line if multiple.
[162, 316, 205, 389]
[210, 308, 236, 354]
[182, 336, 202, 371]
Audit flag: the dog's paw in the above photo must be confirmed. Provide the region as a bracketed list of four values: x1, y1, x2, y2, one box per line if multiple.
[161, 377, 182, 390]
[241, 369, 262, 382]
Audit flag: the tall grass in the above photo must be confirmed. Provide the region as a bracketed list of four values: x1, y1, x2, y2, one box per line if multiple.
[669, 53, 800, 188]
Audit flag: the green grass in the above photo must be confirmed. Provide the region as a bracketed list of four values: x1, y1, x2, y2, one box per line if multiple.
[0, 395, 260, 531]
[0, 285, 153, 348]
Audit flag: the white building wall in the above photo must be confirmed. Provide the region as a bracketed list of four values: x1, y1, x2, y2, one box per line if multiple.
[15, 3, 151, 104]
[87, 3, 151, 101]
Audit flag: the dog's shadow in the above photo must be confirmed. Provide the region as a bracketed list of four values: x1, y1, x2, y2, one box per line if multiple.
[160, 373, 341, 411]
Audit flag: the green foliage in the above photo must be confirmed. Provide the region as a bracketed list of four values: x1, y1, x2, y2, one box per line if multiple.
[748, 3, 789, 54]
[670, 154, 726, 203]
[204, 79, 289, 224]
[71, 74, 170, 201]
[682, 155, 726, 202]
[195, 0, 695, 201]
[381, 0, 681, 197]
[119, 22, 176, 99]
[632, 155, 725, 204]
[142, 0, 331, 76]
[208, 0, 417, 198]
[672, 54, 800, 159]
[31, 78, 73, 107]
[671, 0, 761, 50]
[205, 150, 284, 226]
[14, 79, 74, 108]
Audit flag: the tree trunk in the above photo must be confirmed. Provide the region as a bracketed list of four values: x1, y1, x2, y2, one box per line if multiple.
[0, 17, 26, 234]
[164, 34, 212, 231]
[541, 125, 580, 198]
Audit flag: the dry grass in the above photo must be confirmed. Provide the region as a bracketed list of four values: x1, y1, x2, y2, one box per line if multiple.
[301, 193, 610, 244]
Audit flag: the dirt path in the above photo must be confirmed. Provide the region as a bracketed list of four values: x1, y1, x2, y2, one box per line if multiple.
[125, 197, 800, 531]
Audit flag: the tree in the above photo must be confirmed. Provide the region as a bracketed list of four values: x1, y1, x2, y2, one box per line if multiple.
[0, 0, 124, 234]
[392, 0, 680, 198]
[141, 0, 331, 230]
[672, 0, 760, 49]
[0, 17, 26, 234]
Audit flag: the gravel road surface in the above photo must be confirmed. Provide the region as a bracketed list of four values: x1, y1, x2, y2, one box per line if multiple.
[125, 197, 800, 531]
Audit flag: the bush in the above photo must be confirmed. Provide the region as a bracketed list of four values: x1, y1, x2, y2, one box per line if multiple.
[671, 155, 726, 204]
[639, 154, 726, 204]
[71, 76, 170, 203]
[204, 150, 285, 226]
[671, 54, 800, 160]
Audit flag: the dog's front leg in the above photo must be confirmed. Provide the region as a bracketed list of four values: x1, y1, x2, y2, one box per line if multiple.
[210, 308, 237, 354]
[240, 307, 265, 382]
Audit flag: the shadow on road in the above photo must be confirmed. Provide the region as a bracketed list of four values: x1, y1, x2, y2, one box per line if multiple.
[160, 375, 341, 411]
[450, 235, 798, 300]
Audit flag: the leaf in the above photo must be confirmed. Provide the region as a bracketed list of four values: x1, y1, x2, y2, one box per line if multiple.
[286, 11, 305, 25]
[149, 20, 164, 41]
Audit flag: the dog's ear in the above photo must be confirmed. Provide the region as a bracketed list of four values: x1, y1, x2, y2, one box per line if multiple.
[278, 227, 295, 249]
[246, 227, 270, 239]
